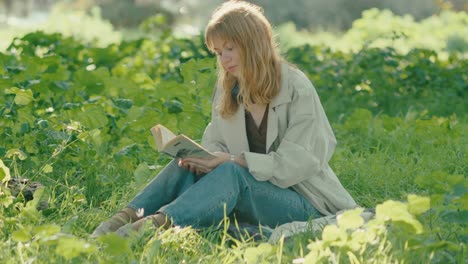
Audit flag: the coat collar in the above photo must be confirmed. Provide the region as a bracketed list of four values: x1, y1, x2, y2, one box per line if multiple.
[266, 62, 292, 151]
[270, 63, 292, 108]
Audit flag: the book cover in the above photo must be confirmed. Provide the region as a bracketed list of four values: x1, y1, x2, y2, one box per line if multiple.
[150, 124, 216, 159]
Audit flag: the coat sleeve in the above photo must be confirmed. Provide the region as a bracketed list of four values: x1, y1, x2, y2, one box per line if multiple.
[201, 84, 229, 153]
[244, 74, 337, 188]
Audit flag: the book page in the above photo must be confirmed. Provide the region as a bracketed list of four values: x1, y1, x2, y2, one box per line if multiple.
[163, 135, 216, 159]
[150, 124, 176, 151]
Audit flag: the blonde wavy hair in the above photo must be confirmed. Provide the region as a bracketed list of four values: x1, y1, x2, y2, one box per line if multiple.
[205, 0, 282, 118]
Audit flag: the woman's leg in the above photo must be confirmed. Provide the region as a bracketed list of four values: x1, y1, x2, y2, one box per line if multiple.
[127, 159, 197, 216]
[158, 162, 322, 228]
[92, 159, 195, 236]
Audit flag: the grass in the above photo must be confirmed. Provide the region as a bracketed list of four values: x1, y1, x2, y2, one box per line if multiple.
[47, 110, 468, 262]
[0, 10, 466, 261]
[0, 108, 465, 263]
[0, 45, 465, 261]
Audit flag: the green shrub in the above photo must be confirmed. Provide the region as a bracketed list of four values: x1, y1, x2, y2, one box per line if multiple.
[276, 9, 468, 58]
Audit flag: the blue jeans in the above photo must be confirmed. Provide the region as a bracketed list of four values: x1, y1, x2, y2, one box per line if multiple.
[128, 160, 322, 228]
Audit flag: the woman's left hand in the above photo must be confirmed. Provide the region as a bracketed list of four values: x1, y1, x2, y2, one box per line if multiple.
[180, 152, 231, 175]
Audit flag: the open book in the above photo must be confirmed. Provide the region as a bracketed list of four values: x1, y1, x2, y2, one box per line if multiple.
[150, 124, 216, 159]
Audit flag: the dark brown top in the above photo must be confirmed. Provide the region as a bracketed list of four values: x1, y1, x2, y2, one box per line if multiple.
[245, 107, 268, 154]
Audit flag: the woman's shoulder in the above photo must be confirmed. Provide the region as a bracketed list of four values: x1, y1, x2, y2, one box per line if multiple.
[281, 62, 315, 96]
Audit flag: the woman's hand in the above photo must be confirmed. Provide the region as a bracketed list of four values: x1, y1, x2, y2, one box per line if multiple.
[178, 152, 231, 175]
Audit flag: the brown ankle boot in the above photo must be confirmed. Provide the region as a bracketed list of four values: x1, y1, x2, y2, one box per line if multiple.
[92, 208, 139, 237]
[115, 212, 172, 237]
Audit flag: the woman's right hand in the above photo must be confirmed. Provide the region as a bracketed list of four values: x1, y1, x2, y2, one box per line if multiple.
[178, 159, 205, 176]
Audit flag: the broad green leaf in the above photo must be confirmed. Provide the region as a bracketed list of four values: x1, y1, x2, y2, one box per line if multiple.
[6, 149, 28, 160]
[132, 72, 154, 87]
[56, 237, 97, 260]
[337, 207, 364, 230]
[0, 159, 11, 183]
[243, 243, 272, 264]
[0, 193, 14, 208]
[24, 136, 39, 154]
[98, 233, 131, 256]
[73, 105, 108, 129]
[33, 224, 61, 237]
[74, 67, 110, 95]
[157, 80, 186, 98]
[5, 87, 34, 105]
[350, 229, 369, 251]
[21, 188, 45, 222]
[376, 200, 423, 234]
[407, 194, 430, 215]
[322, 225, 345, 242]
[113, 98, 133, 110]
[163, 98, 184, 114]
[304, 240, 331, 263]
[17, 107, 36, 126]
[42, 164, 53, 174]
[179, 59, 197, 83]
[11, 229, 32, 242]
[257, 243, 273, 254]
[15, 89, 33, 105]
[128, 107, 164, 135]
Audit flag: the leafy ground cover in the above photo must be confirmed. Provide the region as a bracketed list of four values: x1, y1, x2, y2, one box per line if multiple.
[0, 31, 466, 263]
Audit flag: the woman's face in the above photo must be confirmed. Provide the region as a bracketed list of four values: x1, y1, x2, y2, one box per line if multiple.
[212, 38, 240, 78]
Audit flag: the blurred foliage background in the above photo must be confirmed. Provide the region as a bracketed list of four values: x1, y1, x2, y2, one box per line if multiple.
[0, 0, 467, 57]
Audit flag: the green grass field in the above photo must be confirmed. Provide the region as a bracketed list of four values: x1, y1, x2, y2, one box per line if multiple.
[0, 9, 466, 263]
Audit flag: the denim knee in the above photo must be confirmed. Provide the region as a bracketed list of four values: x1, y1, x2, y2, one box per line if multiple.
[209, 162, 249, 182]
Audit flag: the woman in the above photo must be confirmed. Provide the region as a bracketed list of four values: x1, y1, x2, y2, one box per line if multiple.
[92, 0, 356, 237]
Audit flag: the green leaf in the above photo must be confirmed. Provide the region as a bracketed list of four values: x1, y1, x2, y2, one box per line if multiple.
[0, 193, 14, 208]
[98, 233, 131, 256]
[337, 208, 364, 230]
[56, 237, 97, 260]
[74, 105, 108, 129]
[6, 149, 28, 160]
[163, 98, 183, 114]
[113, 98, 133, 110]
[74, 67, 110, 95]
[376, 200, 423, 234]
[5, 87, 34, 105]
[322, 225, 345, 242]
[11, 229, 32, 242]
[407, 194, 430, 215]
[33, 224, 61, 237]
[0, 159, 11, 183]
[243, 243, 273, 264]
[21, 188, 45, 222]
[42, 164, 53, 174]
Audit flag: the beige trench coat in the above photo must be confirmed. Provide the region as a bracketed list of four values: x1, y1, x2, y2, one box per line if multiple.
[201, 63, 357, 215]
